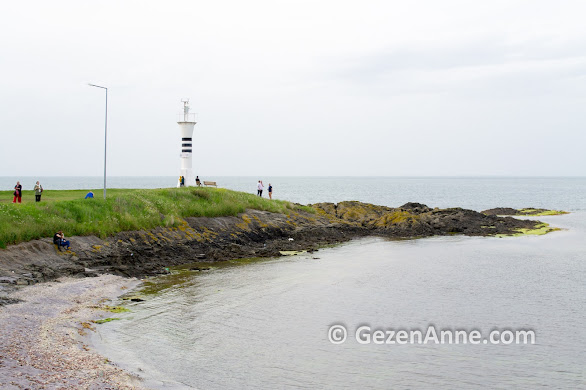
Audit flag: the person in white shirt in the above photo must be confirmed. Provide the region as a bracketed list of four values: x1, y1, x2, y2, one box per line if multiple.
[257, 180, 264, 197]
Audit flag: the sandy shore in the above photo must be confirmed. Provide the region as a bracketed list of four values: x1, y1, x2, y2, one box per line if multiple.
[0, 275, 146, 389]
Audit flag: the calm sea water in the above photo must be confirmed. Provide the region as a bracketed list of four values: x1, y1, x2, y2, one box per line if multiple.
[14, 176, 582, 389]
[1, 176, 585, 211]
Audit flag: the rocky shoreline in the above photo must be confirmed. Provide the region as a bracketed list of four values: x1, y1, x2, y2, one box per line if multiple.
[0, 201, 558, 291]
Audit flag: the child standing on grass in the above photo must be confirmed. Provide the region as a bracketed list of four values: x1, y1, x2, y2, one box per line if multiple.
[13, 181, 22, 203]
[34, 181, 43, 202]
[268, 183, 273, 200]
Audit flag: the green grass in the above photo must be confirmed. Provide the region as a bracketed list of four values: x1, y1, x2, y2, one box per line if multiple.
[0, 187, 313, 248]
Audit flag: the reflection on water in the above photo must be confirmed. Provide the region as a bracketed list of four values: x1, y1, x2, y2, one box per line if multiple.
[95, 213, 585, 389]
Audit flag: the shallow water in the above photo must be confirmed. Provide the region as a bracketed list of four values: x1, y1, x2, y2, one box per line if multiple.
[93, 210, 585, 389]
[51, 176, 583, 389]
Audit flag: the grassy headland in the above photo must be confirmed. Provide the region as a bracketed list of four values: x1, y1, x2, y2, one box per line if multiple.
[0, 187, 312, 248]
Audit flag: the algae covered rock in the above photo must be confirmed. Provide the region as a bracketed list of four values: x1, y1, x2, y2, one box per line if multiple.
[335, 201, 394, 225]
[311, 201, 548, 238]
[482, 207, 568, 216]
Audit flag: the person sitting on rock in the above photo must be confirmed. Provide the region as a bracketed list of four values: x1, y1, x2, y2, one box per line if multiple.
[53, 231, 70, 251]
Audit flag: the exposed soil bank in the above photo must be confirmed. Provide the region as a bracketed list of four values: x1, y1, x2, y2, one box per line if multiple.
[0, 201, 556, 290]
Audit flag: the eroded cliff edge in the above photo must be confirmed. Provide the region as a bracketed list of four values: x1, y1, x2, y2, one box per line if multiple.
[0, 201, 556, 288]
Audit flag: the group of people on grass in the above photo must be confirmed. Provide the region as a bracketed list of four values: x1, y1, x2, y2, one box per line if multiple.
[178, 175, 203, 187]
[11, 179, 275, 253]
[11, 181, 71, 251]
[12, 181, 43, 203]
[257, 180, 273, 199]
[10, 181, 97, 203]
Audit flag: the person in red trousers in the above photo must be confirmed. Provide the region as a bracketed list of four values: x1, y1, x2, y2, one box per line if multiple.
[13, 181, 22, 203]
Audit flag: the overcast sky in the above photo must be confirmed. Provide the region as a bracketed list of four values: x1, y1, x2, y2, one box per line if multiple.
[1, 0, 585, 177]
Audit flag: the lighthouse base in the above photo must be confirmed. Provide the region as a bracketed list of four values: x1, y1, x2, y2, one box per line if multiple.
[177, 169, 195, 188]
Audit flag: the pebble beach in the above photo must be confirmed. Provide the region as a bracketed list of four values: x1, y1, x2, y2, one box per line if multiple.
[0, 275, 145, 389]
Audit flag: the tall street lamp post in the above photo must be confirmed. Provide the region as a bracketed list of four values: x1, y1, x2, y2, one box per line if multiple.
[88, 83, 108, 199]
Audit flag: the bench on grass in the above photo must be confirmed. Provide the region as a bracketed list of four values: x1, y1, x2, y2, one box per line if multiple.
[203, 181, 217, 187]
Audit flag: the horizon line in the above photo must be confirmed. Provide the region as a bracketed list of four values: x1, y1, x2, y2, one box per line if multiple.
[1, 175, 585, 179]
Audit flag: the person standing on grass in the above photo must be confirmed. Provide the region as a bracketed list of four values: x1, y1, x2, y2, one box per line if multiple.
[13, 181, 22, 203]
[268, 183, 273, 200]
[196, 176, 201, 187]
[257, 180, 264, 197]
[34, 181, 43, 202]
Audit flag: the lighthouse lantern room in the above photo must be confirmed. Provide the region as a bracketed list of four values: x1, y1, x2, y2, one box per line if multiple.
[177, 99, 197, 187]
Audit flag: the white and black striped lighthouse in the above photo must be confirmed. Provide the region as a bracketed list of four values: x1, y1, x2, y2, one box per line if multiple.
[177, 99, 197, 187]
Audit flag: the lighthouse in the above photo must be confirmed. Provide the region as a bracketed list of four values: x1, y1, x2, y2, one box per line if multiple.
[177, 99, 197, 187]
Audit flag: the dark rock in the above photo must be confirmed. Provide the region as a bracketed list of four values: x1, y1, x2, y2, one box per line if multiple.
[399, 202, 431, 213]
[482, 207, 521, 216]
[190, 267, 211, 271]
[0, 296, 22, 306]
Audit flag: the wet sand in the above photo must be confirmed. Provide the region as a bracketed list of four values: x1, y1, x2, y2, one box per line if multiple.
[0, 275, 145, 389]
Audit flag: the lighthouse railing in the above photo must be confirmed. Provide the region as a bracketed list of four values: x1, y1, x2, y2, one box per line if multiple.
[177, 113, 197, 123]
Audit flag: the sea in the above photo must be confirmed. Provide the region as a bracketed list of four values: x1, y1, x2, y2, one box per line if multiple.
[3, 176, 584, 389]
[1, 176, 585, 211]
